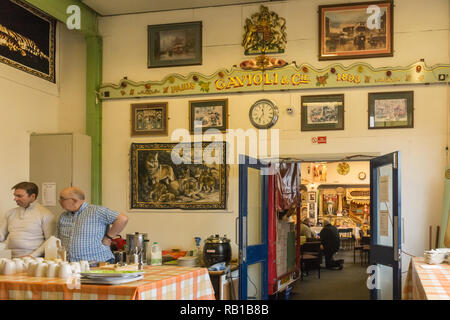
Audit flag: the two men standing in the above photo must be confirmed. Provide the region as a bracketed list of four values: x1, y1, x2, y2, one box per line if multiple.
[0, 182, 128, 262]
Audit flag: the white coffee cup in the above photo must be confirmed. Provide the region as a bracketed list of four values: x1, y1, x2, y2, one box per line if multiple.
[35, 263, 48, 277]
[46, 263, 59, 278]
[14, 260, 25, 273]
[58, 263, 72, 279]
[70, 262, 81, 274]
[80, 261, 90, 273]
[27, 261, 38, 276]
[3, 260, 16, 275]
[0, 259, 7, 274]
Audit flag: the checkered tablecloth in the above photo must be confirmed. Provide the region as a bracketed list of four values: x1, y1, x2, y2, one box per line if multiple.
[403, 257, 450, 300]
[0, 265, 215, 300]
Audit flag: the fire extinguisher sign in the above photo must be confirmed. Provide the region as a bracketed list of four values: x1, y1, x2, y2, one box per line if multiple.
[312, 136, 327, 144]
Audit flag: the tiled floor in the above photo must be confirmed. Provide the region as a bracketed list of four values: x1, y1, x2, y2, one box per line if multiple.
[290, 249, 370, 300]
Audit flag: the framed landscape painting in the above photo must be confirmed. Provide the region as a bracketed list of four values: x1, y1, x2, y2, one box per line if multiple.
[0, 0, 56, 82]
[131, 102, 168, 136]
[148, 21, 202, 68]
[319, 1, 393, 60]
[301, 94, 344, 131]
[130, 142, 227, 210]
[368, 91, 414, 129]
[189, 99, 228, 134]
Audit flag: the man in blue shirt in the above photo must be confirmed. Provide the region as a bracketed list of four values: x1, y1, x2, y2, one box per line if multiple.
[56, 187, 129, 263]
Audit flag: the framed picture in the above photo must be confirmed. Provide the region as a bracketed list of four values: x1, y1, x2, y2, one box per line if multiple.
[318, 1, 393, 60]
[368, 91, 414, 129]
[130, 142, 227, 210]
[308, 202, 316, 214]
[0, 0, 56, 82]
[189, 99, 228, 134]
[308, 192, 316, 202]
[147, 21, 202, 68]
[301, 94, 344, 131]
[131, 103, 168, 136]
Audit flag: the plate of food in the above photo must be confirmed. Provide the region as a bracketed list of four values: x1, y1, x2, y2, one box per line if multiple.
[81, 275, 144, 285]
[80, 270, 144, 278]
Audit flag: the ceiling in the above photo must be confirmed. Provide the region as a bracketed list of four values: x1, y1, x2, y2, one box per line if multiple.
[81, 0, 278, 16]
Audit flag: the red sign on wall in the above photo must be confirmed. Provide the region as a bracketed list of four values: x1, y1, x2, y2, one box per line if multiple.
[312, 136, 327, 144]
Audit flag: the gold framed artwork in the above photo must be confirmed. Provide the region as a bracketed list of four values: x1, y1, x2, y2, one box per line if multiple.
[319, 1, 393, 60]
[131, 102, 168, 136]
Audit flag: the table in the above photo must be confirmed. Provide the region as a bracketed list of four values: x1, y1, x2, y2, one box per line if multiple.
[0, 265, 215, 300]
[403, 257, 450, 300]
[310, 226, 360, 239]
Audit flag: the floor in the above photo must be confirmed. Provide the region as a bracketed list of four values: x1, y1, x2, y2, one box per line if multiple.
[290, 248, 370, 300]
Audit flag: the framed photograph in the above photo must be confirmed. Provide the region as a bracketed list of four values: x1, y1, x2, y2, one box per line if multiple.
[308, 192, 316, 203]
[131, 103, 168, 136]
[368, 91, 414, 129]
[318, 1, 393, 60]
[0, 0, 56, 82]
[189, 99, 228, 134]
[130, 142, 227, 210]
[301, 94, 344, 131]
[148, 21, 202, 68]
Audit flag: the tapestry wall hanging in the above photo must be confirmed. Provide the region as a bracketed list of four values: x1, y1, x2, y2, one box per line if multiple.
[130, 142, 227, 210]
[0, 0, 56, 82]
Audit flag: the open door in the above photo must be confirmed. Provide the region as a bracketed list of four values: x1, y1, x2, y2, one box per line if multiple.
[238, 155, 268, 300]
[369, 152, 402, 300]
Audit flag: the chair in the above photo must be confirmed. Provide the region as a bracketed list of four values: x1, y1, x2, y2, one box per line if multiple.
[353, 229, 364, 263]
[300, 241, 322, 280]
[358, 236, 371, 265]
[338, 228, 353, 250]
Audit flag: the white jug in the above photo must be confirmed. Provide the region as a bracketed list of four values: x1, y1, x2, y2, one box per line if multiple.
[44, 236, 61, 260]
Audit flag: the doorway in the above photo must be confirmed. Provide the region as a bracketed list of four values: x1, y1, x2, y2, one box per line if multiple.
[291, 160, 371, 300]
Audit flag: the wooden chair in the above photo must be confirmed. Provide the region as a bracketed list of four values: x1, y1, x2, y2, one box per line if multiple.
[353, 230, 366, 263]
[339, 228, 353, 250]
[300, 241, 322, 280]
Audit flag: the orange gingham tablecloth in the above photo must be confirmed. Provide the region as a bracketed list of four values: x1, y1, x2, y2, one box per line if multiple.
[403, 257, 450, 300]
[0, 265, 215, 300]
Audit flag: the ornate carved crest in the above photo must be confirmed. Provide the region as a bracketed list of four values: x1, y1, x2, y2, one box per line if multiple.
[242, 5, 286, 55]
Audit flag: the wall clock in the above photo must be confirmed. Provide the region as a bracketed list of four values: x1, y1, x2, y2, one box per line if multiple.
[249, 99, 279, 129]
[358, 171, 367, 180]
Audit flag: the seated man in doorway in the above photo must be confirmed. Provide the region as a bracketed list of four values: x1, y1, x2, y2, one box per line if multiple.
[56, 187, 129, 263]
[300, 218, 317, 240]
[319, 220, 344, 270]
[0, 182, 56, 258]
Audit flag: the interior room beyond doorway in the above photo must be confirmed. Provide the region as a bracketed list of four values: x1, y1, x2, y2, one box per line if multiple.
[292, 159, 372, 300]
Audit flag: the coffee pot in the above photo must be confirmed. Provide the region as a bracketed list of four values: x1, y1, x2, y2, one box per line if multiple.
[125, 232, 149, 265]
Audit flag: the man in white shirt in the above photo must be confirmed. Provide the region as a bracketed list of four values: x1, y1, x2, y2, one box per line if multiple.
[0, 182, 56, 257]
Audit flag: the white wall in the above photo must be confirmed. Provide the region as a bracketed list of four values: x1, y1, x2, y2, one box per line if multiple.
[0, 23, 86, 214]
[99, 0, 450, 266]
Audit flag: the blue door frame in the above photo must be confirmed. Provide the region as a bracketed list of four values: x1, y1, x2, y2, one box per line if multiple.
[369, 152, 402, 300]
[238, 155, 268, 300]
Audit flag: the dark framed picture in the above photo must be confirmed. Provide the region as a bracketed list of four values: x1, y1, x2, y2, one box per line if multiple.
[308, 192, 316, 203]
[318, 1, 393, 60]
[189, 99, 228, 134]
[301, 94, 345, 131]
[130, 142, 227, 210]
[368, 91, 414, 129]
[0, 0, 56, 82]
[131, 103, 168, 136]
[148, 21, 202, 68]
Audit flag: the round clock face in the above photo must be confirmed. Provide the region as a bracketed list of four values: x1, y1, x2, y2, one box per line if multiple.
[249, 99, 279, 129]
[358, 171, 366, 180]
